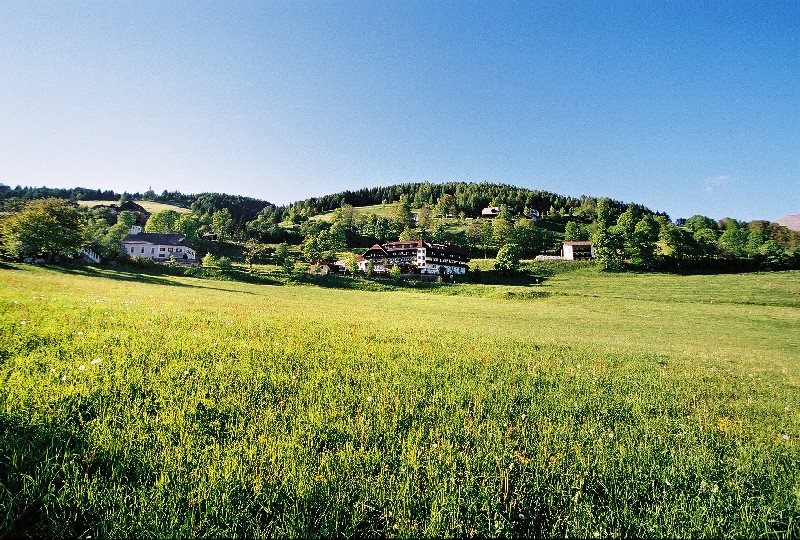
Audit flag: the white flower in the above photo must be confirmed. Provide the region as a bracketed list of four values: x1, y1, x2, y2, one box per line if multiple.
[183, 370, 189, 376]
[783, 434, 790, 441]
[19, 320, 26, 325]
[78, 364, 85, 371]
[61, 375, 67, 382]
[76, 331, 83, 336]
[366, 396, 373, 402]
[608, 432, 614, 439]
[90, 358, 102, 365]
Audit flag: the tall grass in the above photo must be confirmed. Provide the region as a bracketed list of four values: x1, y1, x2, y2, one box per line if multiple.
[1, 264, 798, 537]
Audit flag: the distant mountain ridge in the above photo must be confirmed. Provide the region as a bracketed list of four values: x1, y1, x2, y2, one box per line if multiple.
[775, 214, 800, 231]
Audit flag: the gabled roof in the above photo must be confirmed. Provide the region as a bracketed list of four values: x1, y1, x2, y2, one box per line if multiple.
[425, 242, 468, 255]
[364, 244, 388, 255]
[122, 233, 193, 247]
[119, 201, 150, 215]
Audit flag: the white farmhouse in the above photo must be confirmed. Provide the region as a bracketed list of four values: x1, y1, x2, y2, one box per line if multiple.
[122, 231, 196, 261]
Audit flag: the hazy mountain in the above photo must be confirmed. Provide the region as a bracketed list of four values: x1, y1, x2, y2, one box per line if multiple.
[775, 214, 800, 231]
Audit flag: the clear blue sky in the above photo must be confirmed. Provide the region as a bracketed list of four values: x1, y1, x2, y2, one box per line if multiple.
[1, 0, 797, 221]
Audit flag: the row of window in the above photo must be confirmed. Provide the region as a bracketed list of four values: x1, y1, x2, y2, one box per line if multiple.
[129, 246, 186, 254]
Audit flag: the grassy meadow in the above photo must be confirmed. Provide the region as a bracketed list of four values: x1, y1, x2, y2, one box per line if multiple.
[75, 200, 191, 214]
[1, 263, 798, 537]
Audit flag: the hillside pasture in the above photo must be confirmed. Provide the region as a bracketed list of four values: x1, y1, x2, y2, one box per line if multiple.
[76, 200, 191, 214]
[0, 264, 798, 537]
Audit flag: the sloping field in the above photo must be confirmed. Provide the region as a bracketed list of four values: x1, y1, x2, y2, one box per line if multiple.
[1, 264, 798, 537]
[76, 200, 190, 214]
[309, 203, 395, 222]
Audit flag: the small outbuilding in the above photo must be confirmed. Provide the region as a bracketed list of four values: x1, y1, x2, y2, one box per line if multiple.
[480, 207, 501, 219]
[561, 241, 594, 260]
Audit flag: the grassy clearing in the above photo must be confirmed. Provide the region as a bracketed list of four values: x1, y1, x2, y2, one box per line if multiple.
[1, 263, 798, 537]
[309, 204, 395, 222]
[75, 200, 191, 213]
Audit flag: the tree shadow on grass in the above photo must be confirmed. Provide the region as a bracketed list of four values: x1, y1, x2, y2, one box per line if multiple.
[293, 272, 552, 298]
[42, 263, 274, 295]
[1, 414, 103, 536]
[0, 260, 26, 271]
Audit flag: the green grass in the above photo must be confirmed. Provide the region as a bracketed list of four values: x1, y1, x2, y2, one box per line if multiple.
[1, 263, 798, 537]
[309, 204, 396, 222]
[76, 200, 191, 213]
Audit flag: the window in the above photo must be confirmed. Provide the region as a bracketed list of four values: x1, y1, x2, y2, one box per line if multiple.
[177, 248, 182, 253]
[151, 248, 155, 254]
[130, 247, 134, 253]
[168, 248, 173, 252]
[141, 247, 144, 253]
[160, 247, 166, 251]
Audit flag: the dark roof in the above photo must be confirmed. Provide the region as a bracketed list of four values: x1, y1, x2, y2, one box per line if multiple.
[425, 242, 468, 256]
[119, 201, 150, 215]
[122, 233, 193, 247]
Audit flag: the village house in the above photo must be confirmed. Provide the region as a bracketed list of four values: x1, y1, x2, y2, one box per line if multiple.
[360, 239, 470, 275]
[122, 230, 197, 261]
[91, 200, 150, 231]
[480, 206, 501, 219]
[561, 241, 594, 260]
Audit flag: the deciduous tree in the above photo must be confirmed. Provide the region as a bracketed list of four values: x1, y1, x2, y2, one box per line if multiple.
[0, 198, 86, 261]
[494, 243, 521, 275]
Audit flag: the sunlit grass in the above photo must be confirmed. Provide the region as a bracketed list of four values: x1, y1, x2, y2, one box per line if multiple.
[1, 264, 798, 537]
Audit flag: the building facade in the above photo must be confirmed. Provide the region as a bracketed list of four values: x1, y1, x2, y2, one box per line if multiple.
[122, 231, 197, 261]
[360, 239, 470, 275]
[561, 241, 594, 260]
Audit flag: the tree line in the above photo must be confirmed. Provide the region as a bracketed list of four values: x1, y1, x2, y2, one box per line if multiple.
[590, 199, 800, 271]
[1, 185, 798, 274]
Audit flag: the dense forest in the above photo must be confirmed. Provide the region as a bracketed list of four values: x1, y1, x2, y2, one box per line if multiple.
[280, 182, 660, 223]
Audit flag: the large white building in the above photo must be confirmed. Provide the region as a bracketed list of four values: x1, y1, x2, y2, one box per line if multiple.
[360, 239, 470, 275]
[122, 231, 197, 261]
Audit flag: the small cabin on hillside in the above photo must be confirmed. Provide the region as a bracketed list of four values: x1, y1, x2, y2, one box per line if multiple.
[561, 241, 594, 260]
[480, 207, 501, 219]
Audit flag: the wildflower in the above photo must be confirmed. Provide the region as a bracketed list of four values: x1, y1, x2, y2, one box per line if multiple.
[77, 331, 84, 336]
[783, 434, 790, 441]
[50, 368, 56, 374]
[19, 320, 27, 325]
[521, 413, 527, 421]
[61, 375, 67, 382]
[90, 358, 102, 365]
[78, 364, 85, 371]
[608, 432, 614, 439]
[366, 395, 373, 402]
[183, 370, 189, 376]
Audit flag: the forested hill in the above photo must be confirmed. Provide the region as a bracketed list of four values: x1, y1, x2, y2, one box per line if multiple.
[1, 181, 662, 224]
[282, 182, 663, 222]
[0, 184, 276, 224]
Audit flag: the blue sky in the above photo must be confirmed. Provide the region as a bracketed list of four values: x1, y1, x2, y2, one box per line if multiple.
[1, 1, 797, 221]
